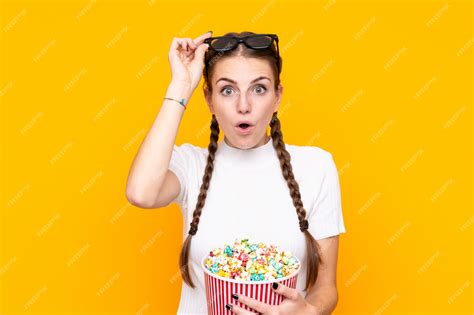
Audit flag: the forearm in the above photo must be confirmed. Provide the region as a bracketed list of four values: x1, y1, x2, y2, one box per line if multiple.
[125, 80, 191, 206]
[305, 285, 339, 315]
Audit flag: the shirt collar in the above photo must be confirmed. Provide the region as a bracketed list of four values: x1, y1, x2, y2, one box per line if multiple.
[215, 136, 277, 169]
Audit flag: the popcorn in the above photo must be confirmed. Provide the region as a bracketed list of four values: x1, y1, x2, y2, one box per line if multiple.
[203, 238, 300, 281]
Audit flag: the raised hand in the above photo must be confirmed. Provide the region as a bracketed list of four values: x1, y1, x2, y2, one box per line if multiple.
[167, 31, 213, 92]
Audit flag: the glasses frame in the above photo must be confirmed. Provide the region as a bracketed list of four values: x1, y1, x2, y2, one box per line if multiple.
[204, 34, 281, 74]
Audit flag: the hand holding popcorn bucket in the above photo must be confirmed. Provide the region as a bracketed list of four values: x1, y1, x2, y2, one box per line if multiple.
[202, 239, 301, 315]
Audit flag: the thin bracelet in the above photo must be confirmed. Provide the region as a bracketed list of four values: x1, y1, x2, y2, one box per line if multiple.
[164, 97, 187, 110]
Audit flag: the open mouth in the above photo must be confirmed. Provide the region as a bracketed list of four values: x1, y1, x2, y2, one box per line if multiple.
[238, 123, 251, 129]
[235, 122, 255, 135]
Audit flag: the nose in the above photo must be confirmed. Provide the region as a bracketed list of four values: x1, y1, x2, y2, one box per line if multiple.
[237, 93, 251, 114]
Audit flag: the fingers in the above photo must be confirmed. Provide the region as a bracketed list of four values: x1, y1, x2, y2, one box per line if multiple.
[169, 37, 195, 58]
[170, 34, 209, 60]
[272, 282, 299, 300]
[231, 294, 271, 314]
[178, 39, 196, 58]
[226, 303, 258, 315]
[169, 37, 182, 53]
[170, 30, 212, 52]
[168, 32, 212, 68]
[193, 30, 213, 45]
[192, 41, 209, 63]
[184, 38, 197, 50]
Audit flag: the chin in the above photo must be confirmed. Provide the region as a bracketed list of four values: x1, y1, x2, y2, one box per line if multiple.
[230, 137, 256, 149]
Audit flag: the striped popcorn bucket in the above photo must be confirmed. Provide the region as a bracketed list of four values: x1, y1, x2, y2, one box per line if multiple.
[202, 256, 301, 315]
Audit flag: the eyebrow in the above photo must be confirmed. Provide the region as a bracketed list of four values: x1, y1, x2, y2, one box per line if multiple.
[215, 76, 271, 85]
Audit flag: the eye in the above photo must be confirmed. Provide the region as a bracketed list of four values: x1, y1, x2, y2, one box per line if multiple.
[254, 84, 267, 94]
[220, 86, 235, 96]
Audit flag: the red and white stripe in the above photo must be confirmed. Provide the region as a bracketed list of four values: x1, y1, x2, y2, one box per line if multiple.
[204, 273, 298, 315]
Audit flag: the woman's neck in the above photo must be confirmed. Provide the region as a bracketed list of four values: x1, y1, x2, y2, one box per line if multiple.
[223, 134, 271, 150]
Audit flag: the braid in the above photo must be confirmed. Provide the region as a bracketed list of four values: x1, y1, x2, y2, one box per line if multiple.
[179, 114, 220, 288]
[269, 111, 323, 293]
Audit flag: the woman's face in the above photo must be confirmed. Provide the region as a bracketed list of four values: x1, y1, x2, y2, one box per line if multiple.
[204, 55, 283, 149]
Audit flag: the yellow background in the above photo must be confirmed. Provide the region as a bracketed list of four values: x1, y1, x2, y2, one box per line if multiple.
[1, 0, 472, 314]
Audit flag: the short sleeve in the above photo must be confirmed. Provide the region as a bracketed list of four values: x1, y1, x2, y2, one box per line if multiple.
[168, 144, 190, 207]
[307, 152, 346, 240]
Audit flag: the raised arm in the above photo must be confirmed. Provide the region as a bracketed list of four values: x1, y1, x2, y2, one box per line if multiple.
[125, 31, 212, 208]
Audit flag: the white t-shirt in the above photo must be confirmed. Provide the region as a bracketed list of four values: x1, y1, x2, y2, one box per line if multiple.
[168, 137, 346, 314]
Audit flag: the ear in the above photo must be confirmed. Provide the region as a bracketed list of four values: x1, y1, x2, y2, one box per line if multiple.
[273, 83, 284, 112]
[204, 87, 214, 114]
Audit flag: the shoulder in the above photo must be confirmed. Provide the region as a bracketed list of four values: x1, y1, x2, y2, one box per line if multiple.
[284, 143, 338, 184]
[174, 142, 206, 152]
[284, 143, 340, 194]
[173, 142, 209, 162]
[285, 143, 334, 168]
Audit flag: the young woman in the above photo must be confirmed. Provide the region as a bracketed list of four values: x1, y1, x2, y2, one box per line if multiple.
[126, 31, 346, 314]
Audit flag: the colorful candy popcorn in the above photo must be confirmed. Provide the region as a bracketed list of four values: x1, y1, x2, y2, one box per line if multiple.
[203, 238, 300, 281]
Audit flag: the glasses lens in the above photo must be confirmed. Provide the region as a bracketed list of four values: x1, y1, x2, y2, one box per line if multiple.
[245, 35, 274, 49]
[210, 37, 238, 51]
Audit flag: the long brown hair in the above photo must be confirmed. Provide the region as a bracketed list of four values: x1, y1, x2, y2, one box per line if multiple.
[179, 31, 323, 293]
